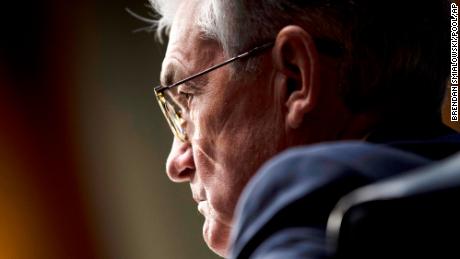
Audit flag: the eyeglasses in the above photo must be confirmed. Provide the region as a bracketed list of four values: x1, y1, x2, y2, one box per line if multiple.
[153, 37, 344, 142]
[154, 42, 274, 142]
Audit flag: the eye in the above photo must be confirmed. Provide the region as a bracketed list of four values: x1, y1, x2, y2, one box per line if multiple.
[181, 92, 192, 100]
[178, 90, 193, 105]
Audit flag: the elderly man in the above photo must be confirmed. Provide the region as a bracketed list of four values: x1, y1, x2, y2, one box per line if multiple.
[149, 0, 459, 258]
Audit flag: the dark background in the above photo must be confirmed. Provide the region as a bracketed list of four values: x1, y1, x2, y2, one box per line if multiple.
[0, 1, 458, 259]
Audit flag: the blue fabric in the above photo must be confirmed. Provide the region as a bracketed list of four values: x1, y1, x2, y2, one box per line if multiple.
[229, 140, 459, 259]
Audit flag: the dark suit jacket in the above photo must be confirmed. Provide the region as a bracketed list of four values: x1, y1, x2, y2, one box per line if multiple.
[229, 130, 460, 259]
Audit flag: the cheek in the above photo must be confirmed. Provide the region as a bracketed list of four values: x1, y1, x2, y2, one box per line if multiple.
[190, 78, 284, 213]
[194, 145, 239, 219]
[189, 96, 222, 146]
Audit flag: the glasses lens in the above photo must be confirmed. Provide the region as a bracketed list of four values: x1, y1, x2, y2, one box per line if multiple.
[155, 90, 187, 141]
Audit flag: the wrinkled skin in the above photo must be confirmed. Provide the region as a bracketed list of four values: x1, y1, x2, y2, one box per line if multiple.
[160, 1, 356, 257]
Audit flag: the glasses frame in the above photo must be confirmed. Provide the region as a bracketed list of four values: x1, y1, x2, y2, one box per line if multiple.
[154, 42, 274, 142]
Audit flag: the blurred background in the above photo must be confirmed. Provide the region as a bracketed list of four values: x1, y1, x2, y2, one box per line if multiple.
[0, 1, 458, 259]
[0, 0, 218, 258]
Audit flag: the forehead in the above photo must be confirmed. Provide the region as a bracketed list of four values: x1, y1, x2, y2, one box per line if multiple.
[161, 1, 223, 85]
[168, 0, 200, 47]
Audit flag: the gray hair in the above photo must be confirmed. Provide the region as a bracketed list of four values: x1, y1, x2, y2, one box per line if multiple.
[148, 0, 451, 118]
[148, 0, 346, 58]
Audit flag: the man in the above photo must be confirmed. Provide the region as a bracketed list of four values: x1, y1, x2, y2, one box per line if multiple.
[149, 0, 458, 257]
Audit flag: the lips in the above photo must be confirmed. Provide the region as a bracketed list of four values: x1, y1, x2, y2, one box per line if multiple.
[193, 194, 206, 204]
[193, 192, 209, 216]
[192, 186, 206, 204]
[198, 200, 209, 216]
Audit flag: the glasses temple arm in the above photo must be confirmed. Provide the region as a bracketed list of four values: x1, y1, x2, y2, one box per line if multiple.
[155, 42, 274, 92]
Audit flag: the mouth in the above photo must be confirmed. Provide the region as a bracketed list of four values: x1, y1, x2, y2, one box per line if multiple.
[197, 200, 212, 217]
[192, 187, 208, 215]
[192, 186, 207, 203]
[193, 194, 206, 204]
[193, 194, 207, 214]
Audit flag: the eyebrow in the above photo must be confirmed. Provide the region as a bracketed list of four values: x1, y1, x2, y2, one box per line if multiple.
[160, 63, 209, 89]
[160, 65, 177, 87]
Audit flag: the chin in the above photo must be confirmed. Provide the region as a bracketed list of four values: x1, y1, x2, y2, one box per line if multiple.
[203, 216, 231, 258]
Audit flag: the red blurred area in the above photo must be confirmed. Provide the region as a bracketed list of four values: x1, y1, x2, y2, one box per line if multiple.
[0, 2, 103, 258]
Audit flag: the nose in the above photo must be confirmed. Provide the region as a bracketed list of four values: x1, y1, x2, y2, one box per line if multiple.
[166, 138, 195, 182]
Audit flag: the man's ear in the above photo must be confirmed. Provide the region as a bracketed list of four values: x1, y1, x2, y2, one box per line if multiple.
[272, 25, 320, 129]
